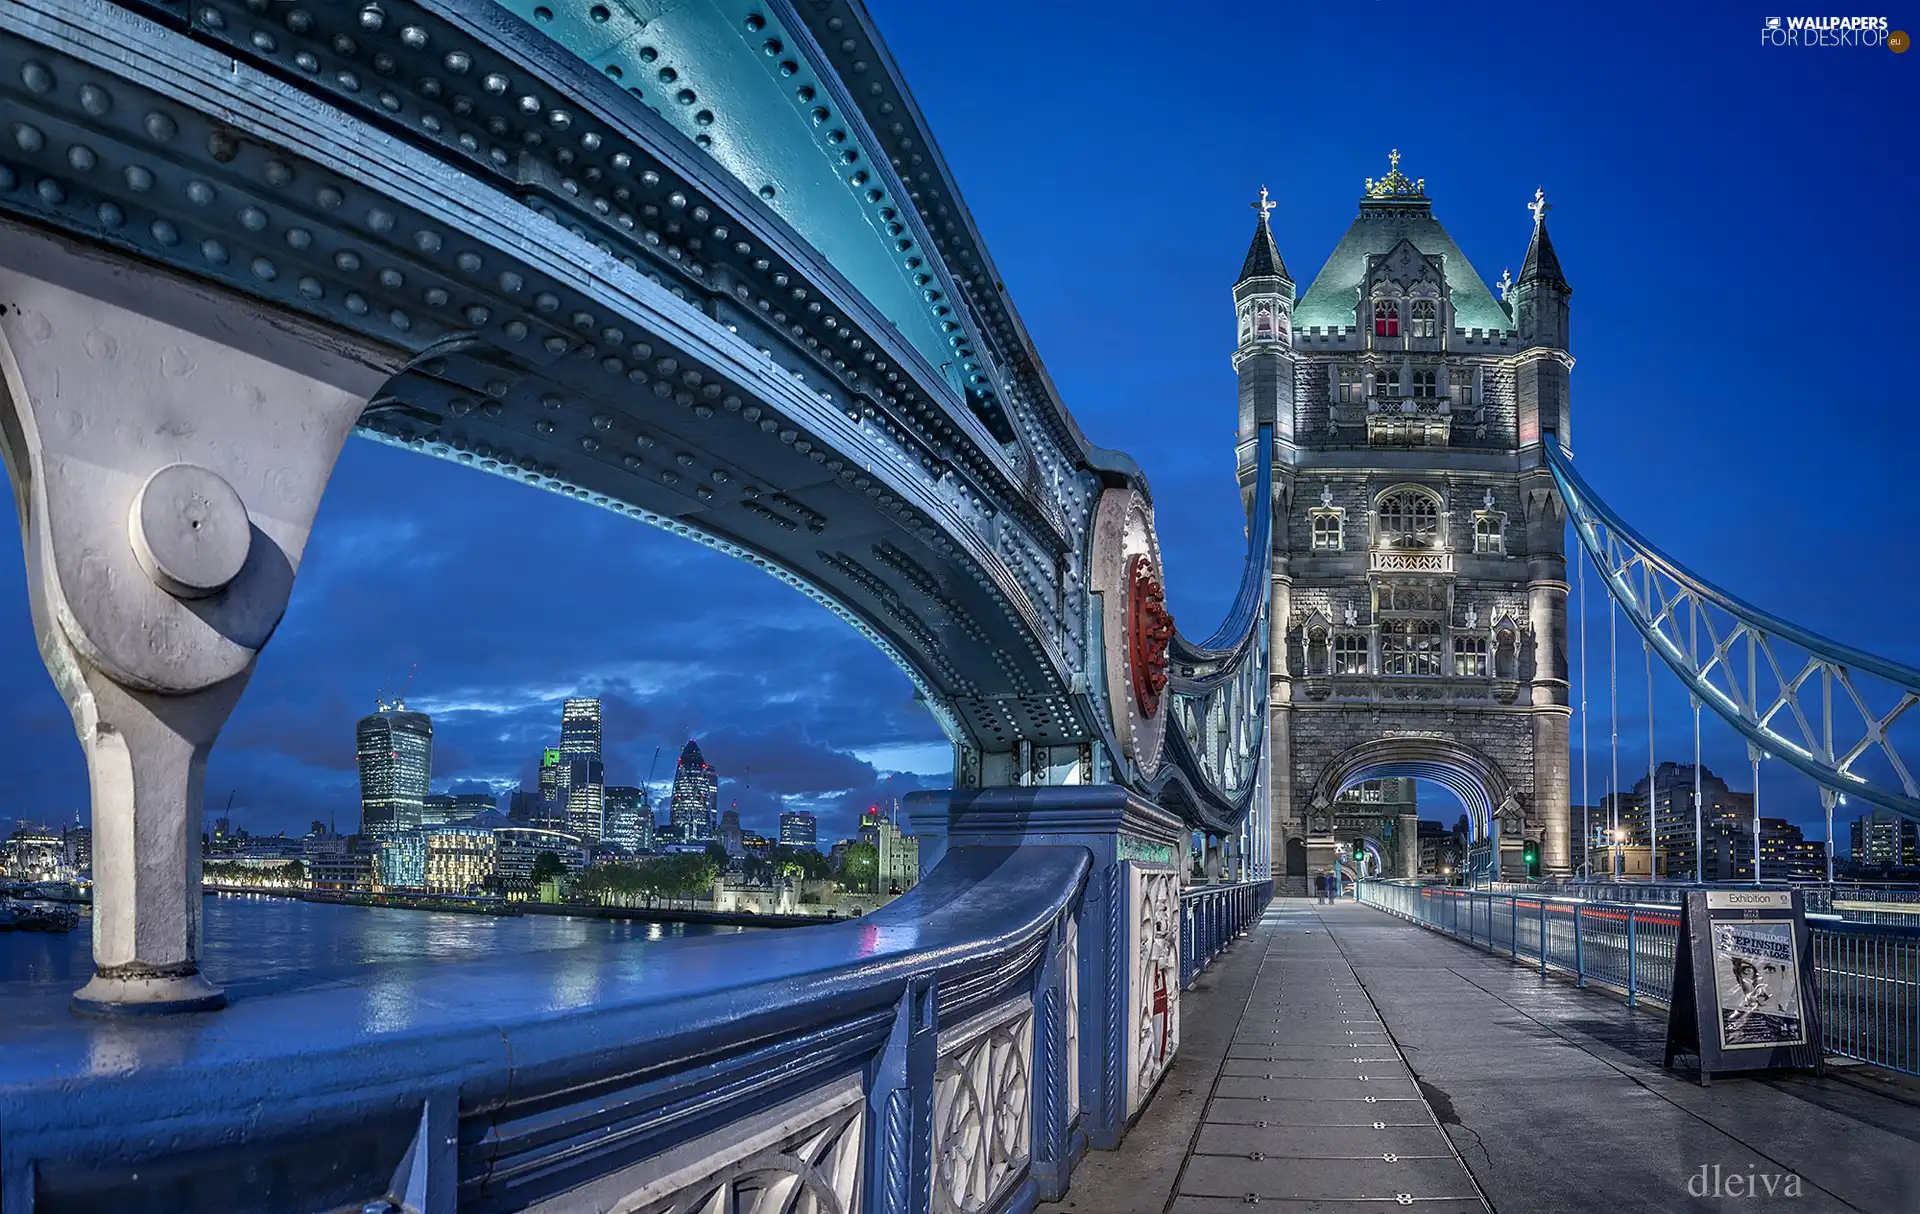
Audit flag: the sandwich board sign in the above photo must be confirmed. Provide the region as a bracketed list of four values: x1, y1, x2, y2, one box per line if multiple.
[1663, 889, 1822, 1085]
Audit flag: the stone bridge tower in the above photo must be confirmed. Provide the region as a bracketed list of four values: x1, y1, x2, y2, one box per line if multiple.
[1236, 155, 1573, 893]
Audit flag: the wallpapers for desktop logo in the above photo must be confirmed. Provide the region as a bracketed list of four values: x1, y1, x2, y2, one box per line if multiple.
[1760, 15, 1906, 49]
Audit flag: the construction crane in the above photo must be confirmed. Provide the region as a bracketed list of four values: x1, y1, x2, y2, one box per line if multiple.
[396, 663, 418, 709]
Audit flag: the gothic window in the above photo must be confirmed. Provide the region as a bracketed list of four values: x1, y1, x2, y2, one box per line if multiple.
[1237, 303, 1252, 343]
[1333, 634, 1369, 675]
[1454, 635, 1489, 677]
[1375, 489, 1441, 548]
[1410, 299, 1438, 337]
[1373, 299, 1399, 338]
[1451, 374, 1475, 408]
[1374, 366, 1401, 398]
[1411, 369, 1438, 399]
[1338, 365, 1364, 404]
[1255, 300, 1275, 339]
[1474, 513, 1505, 555]
[1381, 619, 1442, 676]
[1311, 510, 1343, 551]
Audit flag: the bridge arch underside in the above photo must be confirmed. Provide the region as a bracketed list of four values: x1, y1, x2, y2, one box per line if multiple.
[1312, 737, 1516, 844]
[0, 2, 1122, 775]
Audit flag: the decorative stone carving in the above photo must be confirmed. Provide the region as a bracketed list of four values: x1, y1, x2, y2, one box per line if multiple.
[609, 1076, 865, 1214]
[1126, 555, 1174, 718]
[1126, 868, 1181, 1118]
[933, 997, 1035, 1214]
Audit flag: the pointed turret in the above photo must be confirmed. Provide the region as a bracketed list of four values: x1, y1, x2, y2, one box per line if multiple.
[1511, 188, 1573, 449]
[1238, 199, 1291, 285]
[1518, 197, 1568, 291]
[1233, 187, 1298, 482]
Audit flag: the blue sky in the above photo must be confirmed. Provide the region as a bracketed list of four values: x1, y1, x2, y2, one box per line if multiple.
[0, 1, 1912, 849]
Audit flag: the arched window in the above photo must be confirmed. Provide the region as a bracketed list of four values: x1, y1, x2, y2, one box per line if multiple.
[1376, 490, 1440, 548]
[1255, 300, 1276, 338]
[1373, 299, 1400, 338]
[1237, 304, 1252, 343]
[1410, 299, 1438, 337]
[1474, 514, 1504, 555]
[1454, 635, 1489, 677]
[1311, 511, 1343, 551]
[1337, 365, 1364, 403]
[1381, 618, 1442, 676]
[1333, 634, 1369, 675]
[1374, 366, 1401, 398]
[1411, 369, 1438, 399]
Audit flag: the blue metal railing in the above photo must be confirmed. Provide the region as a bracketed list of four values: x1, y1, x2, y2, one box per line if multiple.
[1179, 879, 1272, 988]
[1357, 881, 1920, 1076]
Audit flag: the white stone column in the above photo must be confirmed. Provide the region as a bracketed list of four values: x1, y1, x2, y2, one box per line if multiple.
[0, 223, 395, 1014]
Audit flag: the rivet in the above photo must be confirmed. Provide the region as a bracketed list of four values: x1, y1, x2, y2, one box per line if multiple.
[238, 206, 267, 232]
[251, 257, 277, 281]
[78, 84, 111, 116]
[97, 201, 124, 227]
[344, 292, 368, 314]
[151, 219, 179, 245]
[35, 179, 65, 205]
[200, 239, 228, 264]
[20, 61, 54, 94]
[297, 277, 323, 299]
[66, 146, 96, 172]
[11, 125, 44, 154]
[443, 51, 471, 74]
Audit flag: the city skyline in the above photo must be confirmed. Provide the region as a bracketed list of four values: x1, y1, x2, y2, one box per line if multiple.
[0, 1, 1911, 848]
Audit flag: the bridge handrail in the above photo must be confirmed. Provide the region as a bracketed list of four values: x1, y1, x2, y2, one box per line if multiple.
[1542, 438, 1920, 691]
[3, 847, 1092, 1211]
[1356, 879, 1920, 1076]
[1178, 879, 1273, 988]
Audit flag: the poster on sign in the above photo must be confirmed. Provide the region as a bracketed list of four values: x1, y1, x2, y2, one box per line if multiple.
[1664, 888, 1822, 1085]
[1711, 920, 1806, 1049]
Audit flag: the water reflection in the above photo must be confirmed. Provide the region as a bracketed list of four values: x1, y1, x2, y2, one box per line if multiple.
[1, 895, 751, 999]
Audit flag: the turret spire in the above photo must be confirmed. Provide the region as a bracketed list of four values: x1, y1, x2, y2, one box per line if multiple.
[1237, 186, 1291, 284]
[1519, 187, 1568, 289]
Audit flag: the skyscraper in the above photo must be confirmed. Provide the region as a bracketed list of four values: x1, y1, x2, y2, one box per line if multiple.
[565, 756, 606, 843]
[356, 702, 433, 838]
[779, 811, 818, 849]
[537, 748, 563, 822]
[720, 807, 744, 857]
[560, 698, 602, 759]
[604, 786, 653, 852]
[670, 740, 719, 842]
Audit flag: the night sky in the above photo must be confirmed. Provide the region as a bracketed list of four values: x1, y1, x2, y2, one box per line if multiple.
[1, 2, 1912, 849]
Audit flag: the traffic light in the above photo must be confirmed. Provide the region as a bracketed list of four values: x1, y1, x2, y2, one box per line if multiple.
[1523, 839, 1541, 878]
[1351, 839, 1366, 865]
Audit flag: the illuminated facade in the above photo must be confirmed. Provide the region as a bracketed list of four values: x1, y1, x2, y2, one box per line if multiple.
[779, 811, 818, 849]
[1252, 157, 1573, 890]
[376, 832, 427, 890]
[604, 786, 652, 852]
[424, 824, 498, 896]
[355, 703, 433, 838]
[495, 826, 587, 882]
[565, 756, 606, 843]
[669, 740, 719, 842]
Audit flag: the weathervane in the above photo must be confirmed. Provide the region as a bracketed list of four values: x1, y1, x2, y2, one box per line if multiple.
[1529, 187, 1552, 228]
[1251, 185, 1276, 221]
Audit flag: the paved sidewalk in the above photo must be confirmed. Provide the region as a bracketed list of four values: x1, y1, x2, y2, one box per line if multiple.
[1041, 898, 1920, 1214]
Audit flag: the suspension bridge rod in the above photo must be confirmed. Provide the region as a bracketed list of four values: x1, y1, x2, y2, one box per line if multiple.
[1543, 436, 1920, 822]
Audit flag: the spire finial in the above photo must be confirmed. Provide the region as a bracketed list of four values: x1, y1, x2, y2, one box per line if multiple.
[1250, 185, 1275, 222]
[1363, 150, 1427, 201]
[1497, 267, 1513, 300]
[1529, 187, 1552, 229]
[1389, 148, 1400, 171]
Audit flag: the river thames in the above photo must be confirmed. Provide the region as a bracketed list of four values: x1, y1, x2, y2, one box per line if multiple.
[0, 893, 748, 1002]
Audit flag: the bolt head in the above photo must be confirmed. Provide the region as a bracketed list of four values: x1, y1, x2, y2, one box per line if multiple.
[128, 463, 250, 598]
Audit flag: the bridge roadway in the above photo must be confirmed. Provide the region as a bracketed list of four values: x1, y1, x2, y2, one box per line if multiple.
[1046, 900, 1920, 1213]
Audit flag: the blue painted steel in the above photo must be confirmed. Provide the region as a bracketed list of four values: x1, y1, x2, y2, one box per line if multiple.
[1, 844, 1097, 1212]
[1544, 438, 1920, 821]
[1178, 880, 1272, 989]
[1359, 882, 1920, 1077]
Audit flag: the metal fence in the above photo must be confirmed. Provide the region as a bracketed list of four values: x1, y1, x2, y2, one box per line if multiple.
[1180, 879, 1272, 988]
[1357, 881, 1920, 1076]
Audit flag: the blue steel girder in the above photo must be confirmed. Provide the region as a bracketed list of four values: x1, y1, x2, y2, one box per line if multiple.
[1545, 437, 1920, 821]
[0, 0, 1093, 751]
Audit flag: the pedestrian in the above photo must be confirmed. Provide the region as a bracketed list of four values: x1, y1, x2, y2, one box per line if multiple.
[1316, 869, 1329, 905]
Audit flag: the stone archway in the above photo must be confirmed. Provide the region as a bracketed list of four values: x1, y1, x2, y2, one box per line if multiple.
[1308, 736, 1519, 843]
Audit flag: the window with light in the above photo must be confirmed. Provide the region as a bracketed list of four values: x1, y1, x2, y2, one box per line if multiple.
[1376, 491, 1440, 548]
[1373, 299, 1399, 338]
[1410, 299, 1438, 337]
[1454, 635, 1489, 677]
[1311, 511, 1343, 551]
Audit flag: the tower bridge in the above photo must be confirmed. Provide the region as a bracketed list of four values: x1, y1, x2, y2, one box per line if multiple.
[1, 2, 1917, 1211]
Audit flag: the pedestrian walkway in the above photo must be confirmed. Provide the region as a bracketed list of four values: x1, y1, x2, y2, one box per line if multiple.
[1041, 898, 1920, 1214]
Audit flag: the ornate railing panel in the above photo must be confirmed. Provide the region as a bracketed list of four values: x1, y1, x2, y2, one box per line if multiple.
[1546, 439, 1920, 821]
